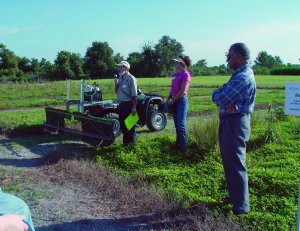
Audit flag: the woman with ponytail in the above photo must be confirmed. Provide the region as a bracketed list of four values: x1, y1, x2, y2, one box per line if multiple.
[167, 55, 192, 152]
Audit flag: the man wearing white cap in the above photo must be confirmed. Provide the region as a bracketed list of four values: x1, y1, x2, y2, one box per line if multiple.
[114, 61, 138, 145]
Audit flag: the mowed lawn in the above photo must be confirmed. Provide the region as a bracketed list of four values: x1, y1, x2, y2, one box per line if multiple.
[0, 75, 300, 131]
[0, 76, 300, 112]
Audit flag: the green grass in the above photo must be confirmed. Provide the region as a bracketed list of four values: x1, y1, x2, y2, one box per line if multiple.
[0, 75, 298, 131]
[137, 75, 300, 89]
[0, 75, 299, 110]
[0, 98, 65, 109]
[0, 167, 49, 203]
[0, 168, 22, 193]
[95, 109, 300, 231]
[0, 108, 45, 131]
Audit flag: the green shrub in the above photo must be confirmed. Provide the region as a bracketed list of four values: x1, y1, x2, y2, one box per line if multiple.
[261, 106, 290, 143]
[273, 106, 288, 121]
[250, 110, 265, 129]
[270, 67, 300, 75]
[257, 106, 283, 144]
[189, 112, 219, 157]
[253, 67, 270, 75]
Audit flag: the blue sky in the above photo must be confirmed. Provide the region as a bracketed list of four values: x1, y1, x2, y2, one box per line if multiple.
[1, 0, 300, 66]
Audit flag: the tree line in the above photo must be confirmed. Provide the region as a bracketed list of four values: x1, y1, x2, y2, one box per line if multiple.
[0, 35, 299, 82]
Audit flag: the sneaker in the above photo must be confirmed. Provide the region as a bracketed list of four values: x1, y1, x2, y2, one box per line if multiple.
[233, 209, 250, 215]
[178, 146, 187, 153]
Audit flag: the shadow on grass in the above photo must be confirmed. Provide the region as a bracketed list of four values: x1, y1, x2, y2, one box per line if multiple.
[247, 137, 266, 152]
[36, 204, 241, 231]
[0, 133, 93, 168]
[35, 214, 173, 231]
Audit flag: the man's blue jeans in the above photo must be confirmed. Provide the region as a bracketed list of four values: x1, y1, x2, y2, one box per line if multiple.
[218, 114, 250, 213]
[173, 95, 188, 148]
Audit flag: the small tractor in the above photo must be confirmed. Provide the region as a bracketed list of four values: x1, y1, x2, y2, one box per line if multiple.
[44, 79, 167, 146]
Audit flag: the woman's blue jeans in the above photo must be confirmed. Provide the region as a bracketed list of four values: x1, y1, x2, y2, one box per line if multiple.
[173, 95, 188, 148]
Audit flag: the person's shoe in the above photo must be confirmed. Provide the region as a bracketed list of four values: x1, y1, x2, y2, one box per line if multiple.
[178, 146, 187, 153]
[123, 142, 135, 147]
[232, 209, 250, 215]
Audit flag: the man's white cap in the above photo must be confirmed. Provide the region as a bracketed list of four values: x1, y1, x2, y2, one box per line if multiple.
[172, 57, 186, 67]
[116, 61, 130, 69]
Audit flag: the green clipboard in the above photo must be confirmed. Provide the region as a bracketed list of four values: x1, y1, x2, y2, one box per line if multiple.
[124, 113, 139, 131]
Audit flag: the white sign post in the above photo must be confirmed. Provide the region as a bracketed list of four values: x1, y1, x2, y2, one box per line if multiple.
[284, 82, 300, 231]
[285, 82, 300, 116]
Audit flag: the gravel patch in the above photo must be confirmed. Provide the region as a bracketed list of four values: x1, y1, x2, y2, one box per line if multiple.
[0, 134, 243, 231]
[0, 135, 171, 230]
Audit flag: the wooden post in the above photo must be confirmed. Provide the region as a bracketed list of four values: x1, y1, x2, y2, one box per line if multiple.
[79, 79, 85, 113]
[66, 79, 71, 101]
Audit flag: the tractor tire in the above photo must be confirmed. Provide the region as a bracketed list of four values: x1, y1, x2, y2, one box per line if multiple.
[146, 109, 167, 132]
[103, 112, 121, 137]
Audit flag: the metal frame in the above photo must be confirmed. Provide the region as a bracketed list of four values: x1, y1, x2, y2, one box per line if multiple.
[44, 107, 114, 144]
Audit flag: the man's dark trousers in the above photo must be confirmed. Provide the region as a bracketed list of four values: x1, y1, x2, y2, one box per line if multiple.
[219, 114, 250, 213]
[118, 101, 136, 145]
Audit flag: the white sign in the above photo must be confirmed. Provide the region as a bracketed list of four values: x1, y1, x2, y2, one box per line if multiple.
[285, 82, 300, 116]
[285, 82, 300, 230]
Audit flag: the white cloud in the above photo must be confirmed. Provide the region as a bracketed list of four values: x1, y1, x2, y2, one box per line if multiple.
[231, 21, 300, 64]
[0, 25, 38, 38]
[0, 26, 20, 37]
[179, 20, 300, 66]
[231, 20, 300, 41]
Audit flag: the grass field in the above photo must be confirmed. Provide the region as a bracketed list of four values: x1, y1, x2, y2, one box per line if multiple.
[0, 75, 300, 132]
[0, 108, 45, 131]
[0, 75, 300, 230]
[1, 75, 300, 109]
[96, 108, 300, 231]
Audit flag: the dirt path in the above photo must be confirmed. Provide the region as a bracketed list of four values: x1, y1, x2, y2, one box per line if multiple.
[0, 135, 173, 230]
[0, 122, 244, 230]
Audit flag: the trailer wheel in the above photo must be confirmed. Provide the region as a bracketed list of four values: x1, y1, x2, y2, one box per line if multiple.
[146, 110, 167, 132]
[103, 112, 121, 137]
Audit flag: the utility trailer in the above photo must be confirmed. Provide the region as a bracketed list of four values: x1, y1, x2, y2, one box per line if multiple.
[43, 79, 167, 146]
